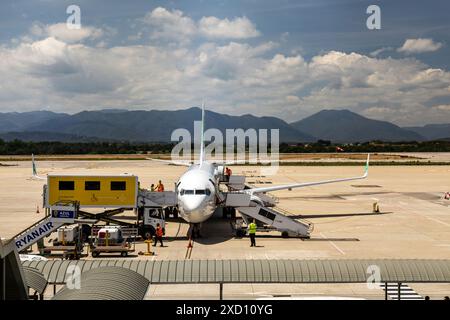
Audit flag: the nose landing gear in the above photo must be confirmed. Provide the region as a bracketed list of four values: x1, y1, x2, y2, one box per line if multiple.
[187, 223, 202, 239]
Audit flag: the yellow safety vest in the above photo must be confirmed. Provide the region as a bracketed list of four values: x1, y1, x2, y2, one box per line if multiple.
[248, 223, 257, 234]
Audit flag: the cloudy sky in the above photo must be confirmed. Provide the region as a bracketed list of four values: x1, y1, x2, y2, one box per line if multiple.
[1, 0, 449, 126]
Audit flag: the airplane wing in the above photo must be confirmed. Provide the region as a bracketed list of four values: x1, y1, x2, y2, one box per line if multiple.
[146, 158, 192, 166]
[243, 154, 370, 194]
[212, 159, 251, 165]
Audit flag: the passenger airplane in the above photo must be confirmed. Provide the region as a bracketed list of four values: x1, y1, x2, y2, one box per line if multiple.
[155, 104, 370, 229]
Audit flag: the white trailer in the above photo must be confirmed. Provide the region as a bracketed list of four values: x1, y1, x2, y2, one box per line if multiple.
[90, 225, 135, 257]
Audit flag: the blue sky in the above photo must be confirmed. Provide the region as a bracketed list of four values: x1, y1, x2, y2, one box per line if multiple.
[1, 0, 449, 125]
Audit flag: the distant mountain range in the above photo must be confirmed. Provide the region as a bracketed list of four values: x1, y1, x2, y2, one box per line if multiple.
[0, 108, 448, 143]
[290, 109, 424, 142]
[403, 124, 450, 141]
[0, 108, 313, 142]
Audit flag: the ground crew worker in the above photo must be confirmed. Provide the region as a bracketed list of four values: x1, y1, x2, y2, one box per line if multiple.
[153, 223, 164, 247]
[156, 180, 164, 192]
[248, 219, 257, 247]
[225, 167, 232, 182]
[150, 184, 155, 192]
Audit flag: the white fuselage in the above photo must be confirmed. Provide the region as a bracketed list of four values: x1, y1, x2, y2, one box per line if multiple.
[176, 162, 218, 223]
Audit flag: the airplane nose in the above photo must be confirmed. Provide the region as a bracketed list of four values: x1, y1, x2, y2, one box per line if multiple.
[182, 196, 205, 212]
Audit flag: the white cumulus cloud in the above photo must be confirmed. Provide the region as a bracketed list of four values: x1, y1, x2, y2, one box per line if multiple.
[1, 10, 450, 126]
[198, 16, 260, 39]
[30, 22, 103, 43]
[143, 7, 260, 42]
[398, 38, 443, 54]
[143, 7, 197, 42]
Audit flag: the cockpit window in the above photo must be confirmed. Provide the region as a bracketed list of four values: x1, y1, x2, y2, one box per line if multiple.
[180, 189, 212, 196]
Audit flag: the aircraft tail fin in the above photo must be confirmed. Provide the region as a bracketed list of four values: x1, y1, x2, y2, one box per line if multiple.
[199, 101, 206, 165]
[32, 154, 37, 176]
[31, 154, 45, 180]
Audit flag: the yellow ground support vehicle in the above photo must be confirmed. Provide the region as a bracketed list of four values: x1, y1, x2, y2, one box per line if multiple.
[44, 174, 138, 209]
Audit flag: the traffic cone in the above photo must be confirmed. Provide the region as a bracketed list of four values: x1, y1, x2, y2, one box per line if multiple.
[36, 205, 40, 214]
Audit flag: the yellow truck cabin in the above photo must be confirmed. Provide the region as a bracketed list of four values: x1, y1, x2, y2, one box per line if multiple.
[45, 174, 138, 208]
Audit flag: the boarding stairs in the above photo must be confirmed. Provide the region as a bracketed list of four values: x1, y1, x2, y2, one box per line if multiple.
[9, 202, 80, 252]
[11, 216, 67, 252]
[138, 190, 177, 207]
[238, 205, 313, 238]
[224, 192, 313, 238]
[222, 175, 247, 191]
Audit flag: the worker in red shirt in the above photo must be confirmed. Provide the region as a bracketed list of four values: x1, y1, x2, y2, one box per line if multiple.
[156, 180, 164, 192]
[153, 223, 164, 247]
[225, 167, 232, 181]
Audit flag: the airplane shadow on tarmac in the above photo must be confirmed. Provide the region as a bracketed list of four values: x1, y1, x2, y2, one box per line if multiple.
[161, 217, 236, 245]
[193, 217, 236, 245]
[161, 212, 392, 244]
[162, 212, 389, 244]
[291, 211, 393, 219]
[278, 191, 391, 201]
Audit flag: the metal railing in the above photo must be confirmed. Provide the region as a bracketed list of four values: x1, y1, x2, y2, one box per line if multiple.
[273, 206, 314, 232]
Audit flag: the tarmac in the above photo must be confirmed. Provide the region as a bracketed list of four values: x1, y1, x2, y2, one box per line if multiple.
[1, 157, 449, 299]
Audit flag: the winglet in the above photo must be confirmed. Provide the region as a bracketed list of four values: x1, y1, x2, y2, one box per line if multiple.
[363, 153, 370, 178]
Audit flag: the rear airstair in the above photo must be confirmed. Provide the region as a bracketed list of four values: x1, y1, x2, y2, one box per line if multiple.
[224, 192, 313, 238]
[237, 205, 313, 238]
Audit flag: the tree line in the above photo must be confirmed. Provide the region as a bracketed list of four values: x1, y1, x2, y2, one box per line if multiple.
[0, 139, 449, 155]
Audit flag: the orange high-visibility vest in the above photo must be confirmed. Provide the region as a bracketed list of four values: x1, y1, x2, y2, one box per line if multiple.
[156, 227, 163, 237]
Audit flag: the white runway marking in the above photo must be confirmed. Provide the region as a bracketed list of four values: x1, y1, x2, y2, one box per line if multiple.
[397, 199, 450, 227]
[320, 232, 345, 255]
[425, 216, 450, 227]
